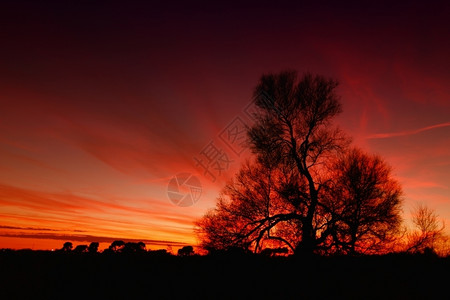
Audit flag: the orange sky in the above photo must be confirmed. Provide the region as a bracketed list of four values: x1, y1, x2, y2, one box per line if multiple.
[1, 1, 449, 251]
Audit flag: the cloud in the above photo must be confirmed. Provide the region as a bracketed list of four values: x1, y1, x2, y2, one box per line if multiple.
[0, 233, 189, 247]
[366, 122, 450, 139]
[0, 225, 85, 232]
[0, 183, 203, 245]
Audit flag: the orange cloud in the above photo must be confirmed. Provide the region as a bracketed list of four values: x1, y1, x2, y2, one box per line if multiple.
[0, 183, 204, 249]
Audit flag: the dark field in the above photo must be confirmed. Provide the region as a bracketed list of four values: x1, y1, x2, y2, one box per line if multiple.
[0, 250, 448, 299]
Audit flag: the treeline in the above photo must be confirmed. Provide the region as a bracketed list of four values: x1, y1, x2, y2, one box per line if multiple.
[51, 241, 293, 257]
[53, 240, 196, 256]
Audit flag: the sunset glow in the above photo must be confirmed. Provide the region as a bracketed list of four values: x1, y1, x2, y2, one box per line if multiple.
[1, 1, 449, 251]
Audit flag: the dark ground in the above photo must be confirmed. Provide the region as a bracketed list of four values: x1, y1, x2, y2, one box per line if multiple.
[0, 250, 448, 300]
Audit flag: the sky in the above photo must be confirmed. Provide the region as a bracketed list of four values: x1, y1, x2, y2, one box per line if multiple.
[1, 1, 449, 251]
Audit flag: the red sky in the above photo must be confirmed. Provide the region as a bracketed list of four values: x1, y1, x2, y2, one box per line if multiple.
[1, 1, 449, 251]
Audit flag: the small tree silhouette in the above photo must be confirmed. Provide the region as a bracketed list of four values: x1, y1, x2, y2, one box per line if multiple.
[62, 242, 73, 252]
[88, 242, 99, 253]
[177, 246, 194, 256]
[109, 240, 125, 253]
[406, 204, 445, 254]
[123, 242, 146, 253]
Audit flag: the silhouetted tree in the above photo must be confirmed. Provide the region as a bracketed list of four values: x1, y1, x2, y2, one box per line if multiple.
[88, 242, 99, 253]
[177, 246, 194, 256]
[406, 204, 445, 254]
[109, 240, 125, 252]
[195, 160, 300, 253]
[123, 242, 146, 253]
[62, 242, 73, 252]
[326, 148, 403, 255]
[196, 70, 403, 256]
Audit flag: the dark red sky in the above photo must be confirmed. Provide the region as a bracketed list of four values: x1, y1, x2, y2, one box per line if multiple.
[1, 1, 449, 250]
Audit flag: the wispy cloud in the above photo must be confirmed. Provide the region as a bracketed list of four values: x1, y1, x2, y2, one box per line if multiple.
[367, 122, 450, 139]
[0, 225, 85, 232]
[0, 183, 202, 244]
[0, 233, 189, 247]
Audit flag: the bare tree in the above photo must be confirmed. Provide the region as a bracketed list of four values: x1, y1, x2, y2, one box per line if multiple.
[406, 203, 445, 254]
[249, 70, 349, 255]
[326, 148, 403, 255]
[195, 159, 300, 254]
[196, 70, 404, 256]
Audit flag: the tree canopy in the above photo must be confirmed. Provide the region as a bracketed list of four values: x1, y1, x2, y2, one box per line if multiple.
[195, 70, 404, 256]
